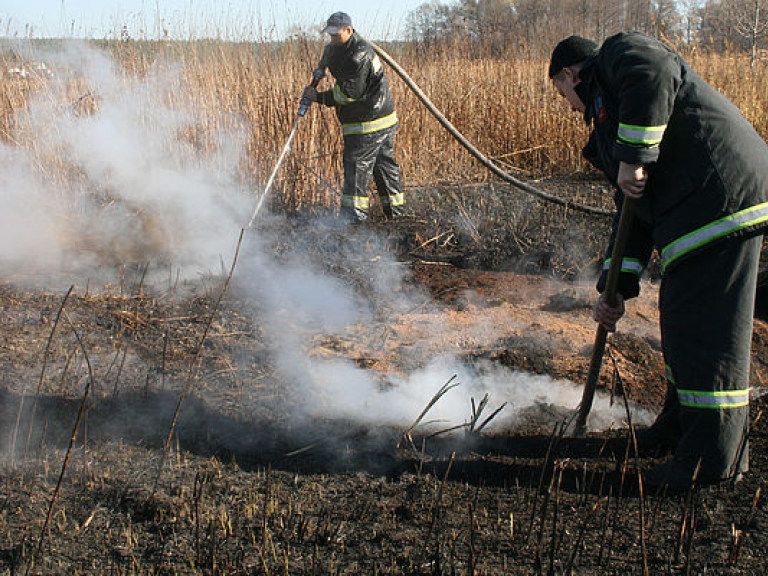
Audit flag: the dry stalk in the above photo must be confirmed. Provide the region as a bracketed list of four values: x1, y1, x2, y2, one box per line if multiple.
[447, 188, 481, 244]
[731, 409, 763, 483]
[110, 344, 129, 399]
[25, 310, 94, 576]
[260, 463, 273, 554]
[604, 456, 630, 570]
[103, 342, 123, 384]
[596, 485, 613, 566]
[425, 394, 506, 440]
[525, 420, 565, 547]
[564, 498, 602, 575]
[609, 351, 649, 576]
[547, 460, 566, 576]
[423, 450, 455, 566]
[675, 460, 702, 567]
[160, 330, 169, 389]
[193, 470, 209, 567]
[18, 285, 74, 461]
[728, 486, 762, 565]
[475, 401, 507, 432]
[533, 453, 560, 573]
[409, 230, 454, 253]
[152, 228, 244, 495]
[401, 374, 460, 447]
[467, 491, 477, 575]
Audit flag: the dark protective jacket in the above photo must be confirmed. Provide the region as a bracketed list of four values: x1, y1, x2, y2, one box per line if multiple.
[578, 32, 768, 298]
[317, 32, 398, 136]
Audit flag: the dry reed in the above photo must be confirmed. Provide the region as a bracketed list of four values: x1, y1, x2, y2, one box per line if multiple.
[2, 39, 768, 214]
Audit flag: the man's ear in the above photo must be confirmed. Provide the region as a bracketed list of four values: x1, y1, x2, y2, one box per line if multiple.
[563, 66, 581, 84]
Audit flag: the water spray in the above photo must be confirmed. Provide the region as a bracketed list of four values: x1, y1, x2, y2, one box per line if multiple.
[246, 66, 326, 228]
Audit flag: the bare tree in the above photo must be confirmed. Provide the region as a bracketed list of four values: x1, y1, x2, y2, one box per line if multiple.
[680, 0, 704, 45]
[652, 0, 683, 41]
[698, 0, 768, 59]
[733, 0, 768, 65]
[405, 1, 463, 43]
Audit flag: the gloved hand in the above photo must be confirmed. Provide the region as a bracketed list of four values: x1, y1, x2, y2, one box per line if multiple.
[301, 85, 318, 103]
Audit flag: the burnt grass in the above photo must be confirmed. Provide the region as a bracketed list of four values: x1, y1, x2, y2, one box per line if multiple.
[1, 178, 768, 575]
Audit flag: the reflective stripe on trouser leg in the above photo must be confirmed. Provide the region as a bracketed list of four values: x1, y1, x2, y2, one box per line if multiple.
[659, 234, 761, 479]
[341, 125, 400, 221]
[371, 127, 405, 218]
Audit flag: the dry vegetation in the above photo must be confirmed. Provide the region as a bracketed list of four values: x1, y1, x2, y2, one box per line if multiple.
[1, 37, 768, 575]
[3, 38, 768, 213]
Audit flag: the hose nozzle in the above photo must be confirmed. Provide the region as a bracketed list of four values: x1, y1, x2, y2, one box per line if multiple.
[298, 67, 326, 117]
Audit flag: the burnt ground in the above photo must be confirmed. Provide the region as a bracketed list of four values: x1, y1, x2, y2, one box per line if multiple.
[1, 179, 768, 575]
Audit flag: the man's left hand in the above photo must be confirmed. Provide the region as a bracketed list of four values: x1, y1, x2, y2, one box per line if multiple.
[593, 293, 625, 332]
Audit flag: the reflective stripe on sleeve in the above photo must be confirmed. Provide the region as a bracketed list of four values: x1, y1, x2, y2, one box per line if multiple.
[333, 84, 357, 105]
[677, 388, 750, 409]
[602, 257, 644, 276]
[617, 123, 666, 147]
[661, 202, 768, 274]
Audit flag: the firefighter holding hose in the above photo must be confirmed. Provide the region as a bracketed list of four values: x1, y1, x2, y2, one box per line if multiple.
[301, 12, 407, 223]
[550, 32, 768, 491]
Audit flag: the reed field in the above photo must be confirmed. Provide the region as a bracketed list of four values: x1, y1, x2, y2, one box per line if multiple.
[3, 37, 768, 215]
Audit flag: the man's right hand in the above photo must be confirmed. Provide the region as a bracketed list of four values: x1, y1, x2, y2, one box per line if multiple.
[593, 293, 625, 332]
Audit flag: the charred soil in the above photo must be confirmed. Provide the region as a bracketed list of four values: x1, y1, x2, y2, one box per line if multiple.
[1, 180, 768, 575]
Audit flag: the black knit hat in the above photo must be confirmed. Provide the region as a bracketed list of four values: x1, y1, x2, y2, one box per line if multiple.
[548, 35, 598, 78]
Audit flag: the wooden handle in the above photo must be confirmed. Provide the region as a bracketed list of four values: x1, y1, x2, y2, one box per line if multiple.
[574, 197, 637, 434]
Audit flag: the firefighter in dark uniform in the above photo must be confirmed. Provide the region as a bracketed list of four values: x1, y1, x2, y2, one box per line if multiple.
[549, 32, 768, 490]
[302, 11, 406, 222]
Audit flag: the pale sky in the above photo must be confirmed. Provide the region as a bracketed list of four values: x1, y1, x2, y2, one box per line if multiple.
[0, 0, 428, 41]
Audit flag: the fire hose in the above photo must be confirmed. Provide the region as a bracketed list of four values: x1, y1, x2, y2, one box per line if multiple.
[365, 39, 613, 217]
[247, 39, 613, 228]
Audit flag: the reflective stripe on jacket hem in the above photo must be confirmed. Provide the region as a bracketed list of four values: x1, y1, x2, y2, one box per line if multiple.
[677, 388, 750, 409]
[342, 112, 398, 135]
[660, 202, 768, 274]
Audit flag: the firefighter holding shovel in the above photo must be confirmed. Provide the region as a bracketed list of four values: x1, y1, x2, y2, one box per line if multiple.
[550, 32, 768, 491]
[301, 12, 407, 223]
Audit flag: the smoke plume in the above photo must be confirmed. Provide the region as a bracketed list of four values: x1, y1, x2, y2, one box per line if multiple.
[2, 40, 650, 449]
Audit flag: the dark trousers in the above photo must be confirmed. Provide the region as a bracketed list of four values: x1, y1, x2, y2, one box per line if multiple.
[340, 126, 405, 221]
[658, 234, 762, 479]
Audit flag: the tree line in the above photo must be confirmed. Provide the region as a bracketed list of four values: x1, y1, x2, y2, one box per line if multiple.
[404, 0, 768, 63]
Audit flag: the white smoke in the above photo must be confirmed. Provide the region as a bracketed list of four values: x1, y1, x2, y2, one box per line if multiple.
[237, 232, 653, 434]
[2, 40, 652, 439]
[2, 41, 249, 288]
[288, 354, 653, 433]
